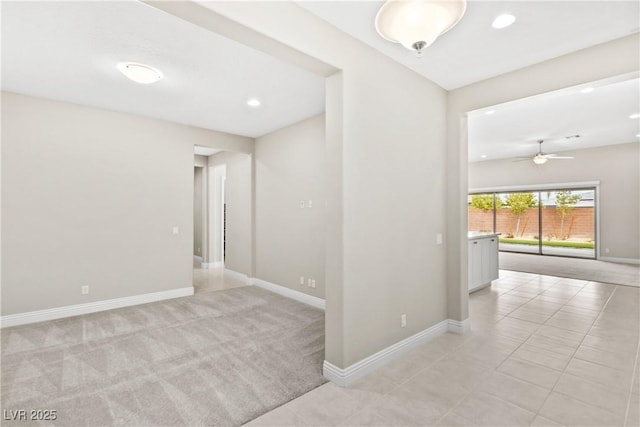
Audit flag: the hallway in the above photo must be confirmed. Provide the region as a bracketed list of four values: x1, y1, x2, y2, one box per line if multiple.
[193, 264, 247, 294]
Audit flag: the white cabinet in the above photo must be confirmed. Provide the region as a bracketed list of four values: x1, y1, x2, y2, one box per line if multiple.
[468, 234, 499, 293]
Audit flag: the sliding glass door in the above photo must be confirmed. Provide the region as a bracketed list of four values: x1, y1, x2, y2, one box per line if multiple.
[540, 189, 595, 258]
[468, 187, 596, 259]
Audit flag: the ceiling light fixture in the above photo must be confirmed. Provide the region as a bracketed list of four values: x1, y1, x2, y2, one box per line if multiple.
[630, 113, 640, 119]
[375, 0, 467, 57]
[247, 98, 261, 108]
[480, 154, 487, 158]
[580, 87, 595, 94]
[533, 154, 548, 165]
[485, 110, 496, 115]
[117, 62, 163, 84]
[491, 13, 516, 29]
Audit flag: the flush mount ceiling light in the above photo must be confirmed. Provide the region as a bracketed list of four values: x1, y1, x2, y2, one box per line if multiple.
[375, 0, 467, 56]
[491, 13, 516, 29]
[580, 87, 595, 94]
[247, 98, 261, 108]
[117, 62, 162, 84]
[630, 113, 640, 119]
[485, 110, 496, 115]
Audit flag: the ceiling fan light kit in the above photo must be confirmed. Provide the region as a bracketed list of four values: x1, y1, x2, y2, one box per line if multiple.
[375, 0, 467, 56]
[530, 140, 574, 165]
[533, 154, 548, 165]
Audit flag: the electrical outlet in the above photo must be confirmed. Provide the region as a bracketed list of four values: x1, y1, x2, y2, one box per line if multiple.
[81, 285, 89, 295]
[300, 276, 305, 285]
[401, 314, 407, 328]
[311, 279, 316, 288]
[307, 278, 312, 287]
[308, 200, 313, 208]
[436, 233, 443, 245]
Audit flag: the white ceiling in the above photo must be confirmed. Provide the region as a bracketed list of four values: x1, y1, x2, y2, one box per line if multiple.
[194, 146, 223, 157]
[2, 0, 638, 156]
[1, 1, 325, 138]
[468, 77, 640, 162]
[298, 1, 640, 90]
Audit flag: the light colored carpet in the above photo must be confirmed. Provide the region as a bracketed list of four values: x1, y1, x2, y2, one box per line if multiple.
[1, 286, 326, 426]
[499, 252, 640, 287]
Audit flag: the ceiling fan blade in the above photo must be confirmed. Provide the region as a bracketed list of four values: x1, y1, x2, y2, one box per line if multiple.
[548, 156, 574, 160]
[512, 157, 532, 162]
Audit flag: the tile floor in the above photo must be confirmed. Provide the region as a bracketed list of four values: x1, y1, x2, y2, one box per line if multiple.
[193, 263, 247, 293]
[247, 270, 640, 426]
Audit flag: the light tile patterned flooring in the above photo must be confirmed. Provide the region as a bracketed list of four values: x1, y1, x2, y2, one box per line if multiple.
[248, 270, 640, 426]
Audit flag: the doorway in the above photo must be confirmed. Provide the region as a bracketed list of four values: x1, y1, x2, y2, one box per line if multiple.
[210, 164, 226, 268]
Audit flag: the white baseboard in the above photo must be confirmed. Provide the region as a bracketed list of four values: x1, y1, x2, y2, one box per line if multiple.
[599, 256, 640, 265]
[323, 319, 450, 387]
[251, 278, 326, 310]
[448, 318, 471, 334]
[224, 269, 250, 285]
[1, 287, 194, 328]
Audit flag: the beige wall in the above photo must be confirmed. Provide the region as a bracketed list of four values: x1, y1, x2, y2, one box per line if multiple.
[188, 2, 449, 368]
[193, 166, 204, 257]
[208, 151, 252, 275]
[469, 142, 640, 261]
[255, 114, 325, 298]
[1, 92, 252, 315]
[447, 34, 640, 322]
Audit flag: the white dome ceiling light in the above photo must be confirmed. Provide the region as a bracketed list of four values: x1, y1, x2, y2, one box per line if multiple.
[117, 62, 163, 84]
[375, 0, 467, 56]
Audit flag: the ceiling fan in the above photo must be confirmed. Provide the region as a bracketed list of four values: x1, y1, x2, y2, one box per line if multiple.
[517, 140, 574, 164]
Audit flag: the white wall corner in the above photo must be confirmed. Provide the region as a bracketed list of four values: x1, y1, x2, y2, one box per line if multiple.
[599, 256, 640, 265]
[251, 278, 325, 310]
[448, 318, 471, 334]
[224, 269, 251, 285]
[323, 319, 450, 387]
[1, 287, 194, 328]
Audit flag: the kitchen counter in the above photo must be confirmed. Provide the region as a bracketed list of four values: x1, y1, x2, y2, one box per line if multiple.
[468, 232, 501, 240]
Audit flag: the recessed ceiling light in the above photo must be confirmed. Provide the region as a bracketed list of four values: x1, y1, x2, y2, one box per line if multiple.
[492, 14, 516, 29]
[636, 133, 640, 138]
[117, 62, 162, 84]
[580, 87, 594, 94]
[630, 113, 640, 119]
[480, 154, 487, 158]
[247, 98, 261, 108]
[485, 110, 496, 115]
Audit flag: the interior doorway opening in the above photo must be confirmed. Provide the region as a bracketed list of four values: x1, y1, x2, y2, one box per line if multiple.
[210, 163, 227, 268]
